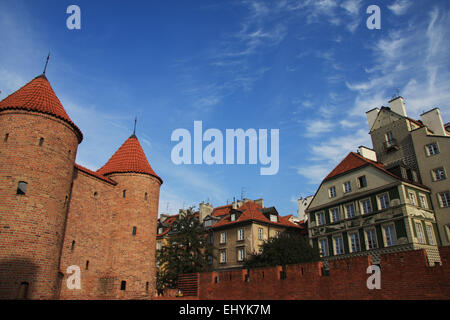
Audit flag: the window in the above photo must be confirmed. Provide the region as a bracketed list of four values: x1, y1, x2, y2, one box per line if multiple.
[349, 232, 361, 253]
[158, 227, 163, 234]
[408, 191, 417, 206]
[132, 226, 137, 236]
[426, 143, 439, 156]
[85, 260, 89, 270]
[18, 282, 29, 299]
[415, 222, 425, 244]
[230, 213, 236, 221]
[146, 282, 149, 292]
[4, 133, 9, 142]
[71, 240, 75, 251]
[120, 281, 126, 291]
[237, 248, 245, 261]
[432, 167, 446, 181]
[426, 224, 436, 245]
[345, 203, 356, 218]
[439, 191, 450, 208]
[94, 191, 98, 198]
[385, 131, 394, 142]
[383, 224, 397, 247]
[16, 181, 28, 195]
[39, 137, 44, 146]
[208, 233, 214, 244]
[270, 214, 278, 222]
[220, 250, 227, 263]
[419, 194, 428, 209]
[316, 212, 325, 226]
[360, 199, 372, 214]
[329, 186, 337, 198]
[343, 181, 352, 193]
[220, 232, 226, 244]
[258, 228, 263, 240]
[144, 192, 148, 200]
[358, 175, 367, 188]
[123, 190, 126, 198]
[378, 193, 390, 210]
[275, 231, 281, 238]
[156, 242, 162, 250]
[331, 207, 340, 222]
[365, 228, 378, 250]
[237, 228, 244, 241]
[319, 238, 329, 257]
[333, 235, 344, 255]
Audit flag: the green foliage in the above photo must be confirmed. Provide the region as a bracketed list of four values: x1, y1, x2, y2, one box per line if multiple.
[156, 208, 214, 289]
[244, 232, 320, 269]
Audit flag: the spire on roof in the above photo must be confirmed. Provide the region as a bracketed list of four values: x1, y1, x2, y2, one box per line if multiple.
[43, 53, 50, 75]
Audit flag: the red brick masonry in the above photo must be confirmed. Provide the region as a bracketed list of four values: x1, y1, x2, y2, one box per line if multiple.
[172, 246, 450, 300]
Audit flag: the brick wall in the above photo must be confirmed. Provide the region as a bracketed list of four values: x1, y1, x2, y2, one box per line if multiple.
[0, 111, 79, 299]
[185, 246, 450, 300]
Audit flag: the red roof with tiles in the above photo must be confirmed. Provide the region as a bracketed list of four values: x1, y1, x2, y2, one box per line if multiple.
[97, 135, 162, 183]
[0, 74, 83, 142]
[212, 201, 300, 229]
[324, 152, 400, 181]
[212, 204, 232, 217]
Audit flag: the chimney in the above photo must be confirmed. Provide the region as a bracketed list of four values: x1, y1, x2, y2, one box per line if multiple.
[199, 202, 213, 223]
[358, 146, 377, 162]
[366, 108, 380, 131]
[388, 96, 407, 117]
[254, 198, 264, 208]
[421, 108, 447, 136]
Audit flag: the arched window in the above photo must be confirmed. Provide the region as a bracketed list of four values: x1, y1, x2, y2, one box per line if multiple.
[71, 240, 75, 251]
[85, 260, 89, 270]
[16, 181, 28, 195]
[39, 137, 44, 146]
[4, 133, 9, 142]
[145, 192, 148, 200]
[18, 282, 29, 299]
[123, 190, 126, 198]
[94, 191, 98, 198]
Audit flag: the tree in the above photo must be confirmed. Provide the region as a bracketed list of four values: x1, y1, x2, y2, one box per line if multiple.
[156, 208, 213, 290]
[244, 232, 320, 269]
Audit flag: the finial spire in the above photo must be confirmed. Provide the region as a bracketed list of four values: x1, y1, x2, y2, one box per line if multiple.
[133, 116, 137, 135]
[43, 53, 50, 75]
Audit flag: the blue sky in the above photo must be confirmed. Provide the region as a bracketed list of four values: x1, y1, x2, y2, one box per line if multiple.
[1, 0, 449, 216]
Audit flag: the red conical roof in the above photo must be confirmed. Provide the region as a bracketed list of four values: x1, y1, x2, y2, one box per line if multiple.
[97, 135, 162, 183]
[0, 74, 83, 142]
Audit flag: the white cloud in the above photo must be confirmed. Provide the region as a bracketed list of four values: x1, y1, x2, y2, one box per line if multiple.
[388, 0, 412, 16]
[304, 120, 334, 137]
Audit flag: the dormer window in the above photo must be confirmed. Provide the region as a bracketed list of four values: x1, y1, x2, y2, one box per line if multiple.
[158, 227, 163, 234]
[270, 214, 277, 222]
[230, 213, 236, 221]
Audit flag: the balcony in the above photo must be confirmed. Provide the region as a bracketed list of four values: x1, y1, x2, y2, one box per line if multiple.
[384, 139, 399, 152]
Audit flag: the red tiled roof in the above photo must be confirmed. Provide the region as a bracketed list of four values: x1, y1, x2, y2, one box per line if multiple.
[74, 163, 117, 185]
[324, 152, 400, 181]
[212, 201, 300, 229]
[0, 74, 83, 142]
[212, 204, 232, 217]
[97, 135, 162, 183]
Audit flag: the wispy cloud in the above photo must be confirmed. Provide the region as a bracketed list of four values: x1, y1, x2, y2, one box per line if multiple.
[388, 0, 413, 16]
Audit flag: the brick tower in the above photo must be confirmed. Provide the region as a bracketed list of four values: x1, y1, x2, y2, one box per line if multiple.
[0, 74, 82, 299]
[96, 134, 162, 299]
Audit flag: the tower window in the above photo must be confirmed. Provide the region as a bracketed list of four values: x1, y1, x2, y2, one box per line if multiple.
[39, 137, 44, 146]
[85, 260, 89, 270]
[18, 282, 29, 299]
[146, 282, 149, 292]
[132, 226, 137, 236]
[145, 192, 148, 200]
[16, 181, 28, 195]
[4, 133, 9, 142]
[94, 191, 98, 198]
[71, 240, 75, 251]
[123, 190, 126, 198]
[120, 281, 126, 291]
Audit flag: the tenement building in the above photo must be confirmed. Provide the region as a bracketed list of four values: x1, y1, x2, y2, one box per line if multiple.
[366, 97, 449, 245]
[306, 148, 441, 265]
[0, 73, 162, 299]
